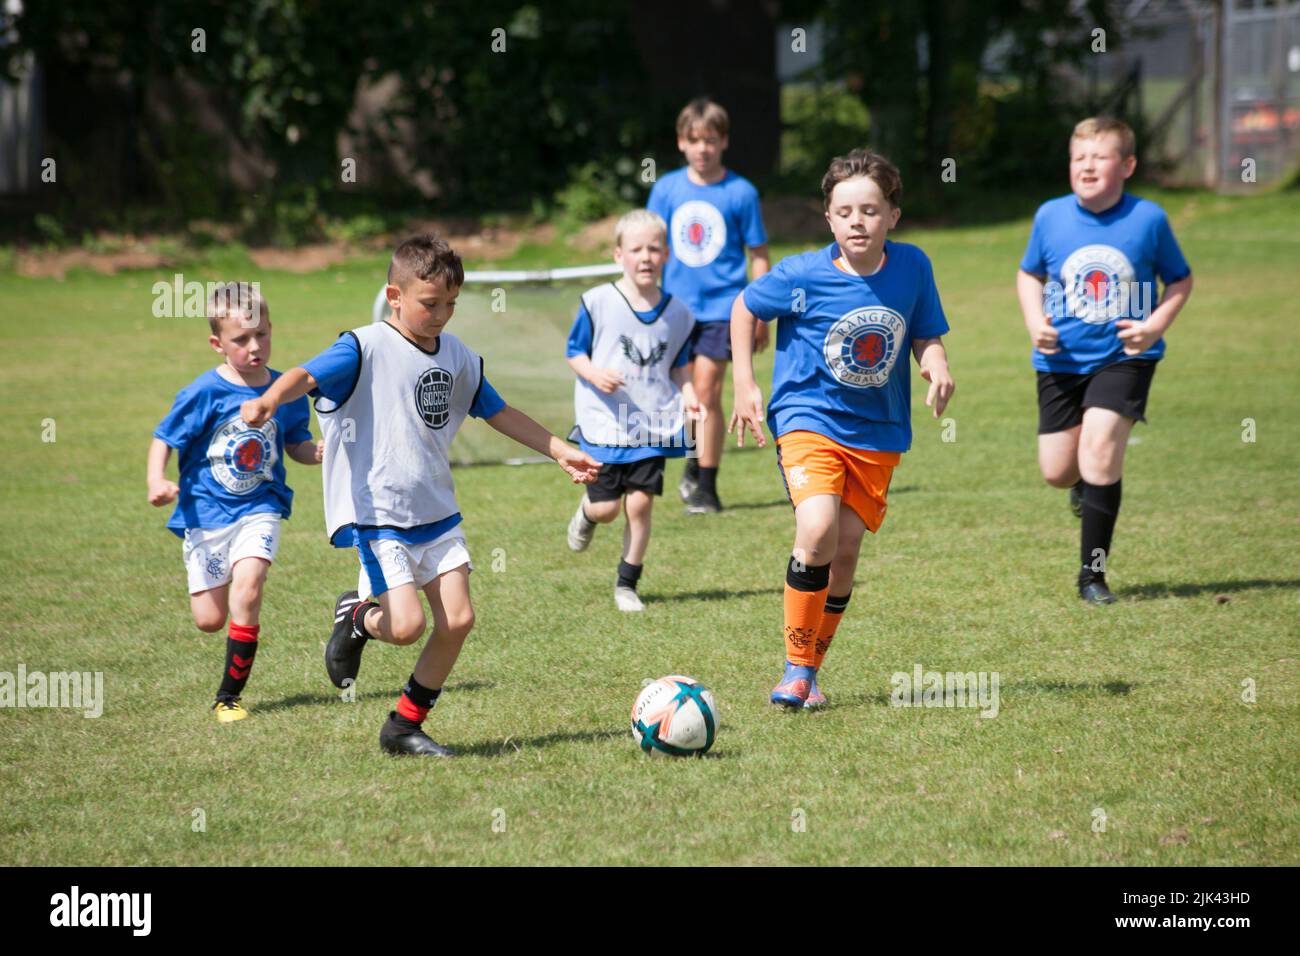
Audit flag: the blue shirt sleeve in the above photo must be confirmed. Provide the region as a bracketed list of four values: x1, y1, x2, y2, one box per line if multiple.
[672, 327, 693, 368]
[742, 257, 798, 322]
[303, 335, 362, 404]
[1152, 211, 1191, 285]
[566, 303, 594, 358]
[738, 181, 768, 248]
[1019, 208, 1047, 275]
[909, 250, 951, 342]
[647, 180, 670, 224]
[470, 373, 506, 419]
[153, 381, 210, 454]
[281, 395, 313, 447]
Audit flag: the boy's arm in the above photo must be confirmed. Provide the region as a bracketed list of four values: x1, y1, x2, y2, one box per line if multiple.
[567, 353, 625, 395]
[241, 367, 317, 426]
[484, 405, 601, 483]
[146, 437, 179, 506]
[748, 246, 772, 351]
[1116, 275, 1193, 355]
[912, 337, 955, 419]
[728, 293, 766, 448]
[1017, 269, 1060, 355]
[287, 439, 324, 465]
[670, 364, 705, 422]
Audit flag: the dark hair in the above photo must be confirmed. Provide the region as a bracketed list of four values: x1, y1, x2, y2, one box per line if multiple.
[676, 97, 729, 139]
[821, 149, 902, 209]
[388, 234, 465, 290]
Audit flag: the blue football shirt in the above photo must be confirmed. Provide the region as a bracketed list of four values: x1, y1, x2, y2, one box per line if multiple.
[154, 368, 313, 537]
[1020, 193, 1191, 374]
[647, 168, 767, 323]
[742, 241, 950, 453]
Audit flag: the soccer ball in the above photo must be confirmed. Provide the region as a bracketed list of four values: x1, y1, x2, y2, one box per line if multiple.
[631, 675, 719, 757]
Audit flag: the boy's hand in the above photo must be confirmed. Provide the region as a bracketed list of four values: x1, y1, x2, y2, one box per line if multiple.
[753, 319, 770, 354]
[314, 440, 325, 463]
[241, 396, 277, 427]
[681, 383, 707, 424]
[1115, 319, 1160, 355]
[728, 383, 766, 448]
[588, 368, 625, 394]
[921, 364, 955, 418]
[148, 478, 179, 507]
[1030, 314, 1060, 354]
[555, 445, 602, 484]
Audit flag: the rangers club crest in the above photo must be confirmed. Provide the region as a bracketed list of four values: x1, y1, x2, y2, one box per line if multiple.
[415, 367, 453, 429]
[208, 416, 277, 494]
[669, 200, 727, 267]
[823, 306, 906, 389]
[1061, 244, 1136, 324]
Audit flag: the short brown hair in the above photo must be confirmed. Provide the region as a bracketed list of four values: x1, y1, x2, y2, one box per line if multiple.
[207, 281, 268, 334]
[388, 234, 465, 291]
[821, 149, 902, 209]
[1071, 116, 1136, 159]
[676, 98, 729, 139]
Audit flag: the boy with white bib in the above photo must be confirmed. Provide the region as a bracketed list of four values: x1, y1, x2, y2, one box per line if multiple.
[242, 236, 600, 757]
[565, 210, 703, 611]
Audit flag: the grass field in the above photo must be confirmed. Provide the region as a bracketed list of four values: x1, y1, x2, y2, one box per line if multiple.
[1, 188, 1297, 865]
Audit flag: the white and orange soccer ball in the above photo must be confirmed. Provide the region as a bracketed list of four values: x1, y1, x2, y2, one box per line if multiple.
[631, 675, 719, 757]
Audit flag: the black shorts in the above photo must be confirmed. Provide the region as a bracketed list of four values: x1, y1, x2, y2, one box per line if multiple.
[689, 321, 732, 361]
[587, 456, 666, 502]
[1036, 359, 1157, 434]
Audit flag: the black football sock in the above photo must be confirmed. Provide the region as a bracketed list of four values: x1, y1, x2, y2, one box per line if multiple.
[217, 622, 259, 700]
[684, 457, 700, 481]
[394, 674, 441, 727]
[697, 466, 718, 495]
[1079, 479, 1122, 584]
[352, 600, 380, 640]
[617, 560, 643, 591]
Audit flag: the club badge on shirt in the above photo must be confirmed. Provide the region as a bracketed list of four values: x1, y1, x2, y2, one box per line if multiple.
[670, 200, 727, 267]
[1061, 244, 1137, 324]
[208, 416, 278, 495]
[824, 306, 906, 389]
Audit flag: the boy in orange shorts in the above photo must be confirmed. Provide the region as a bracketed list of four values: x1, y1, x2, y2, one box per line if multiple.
[730, 149, 955, 708]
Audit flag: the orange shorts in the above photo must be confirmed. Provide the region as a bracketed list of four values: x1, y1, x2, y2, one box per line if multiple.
[775, 430, 900, 532]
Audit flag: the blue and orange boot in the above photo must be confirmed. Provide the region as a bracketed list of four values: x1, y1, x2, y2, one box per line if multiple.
[804, 672, 828, 710]
[770, 661, 816, 708]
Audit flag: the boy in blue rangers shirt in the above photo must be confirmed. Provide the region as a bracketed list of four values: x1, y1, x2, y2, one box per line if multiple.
[147, 283, 321, 723]
[242, 235, 600, 758]
[564, 209, 703, 612]
[731, 149, 955, 709]
[1016, 117, 1193, 605]
[648, 97, 769, 514]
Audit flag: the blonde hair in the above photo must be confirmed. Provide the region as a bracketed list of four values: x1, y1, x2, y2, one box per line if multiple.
[1071, 117, 1136, 159]
[676, 97, 729, 139]
[207, 282, 268, 334]
[615, 209, 668, 248]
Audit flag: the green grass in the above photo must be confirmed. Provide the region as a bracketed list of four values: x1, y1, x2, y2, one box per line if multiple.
[1, 189, 1297, 865]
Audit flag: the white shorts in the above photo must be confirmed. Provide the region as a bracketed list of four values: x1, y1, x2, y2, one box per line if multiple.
[357, 528, 473, 599]
[183, 512, 281, 594]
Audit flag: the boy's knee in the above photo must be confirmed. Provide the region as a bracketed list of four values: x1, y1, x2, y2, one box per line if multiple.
[447, 607, 475, 640]
[193, 613, 226, 633]
[389, 614, 426, 645]
[1041, 466, 1077, 489]
[587, 499, 621, 523]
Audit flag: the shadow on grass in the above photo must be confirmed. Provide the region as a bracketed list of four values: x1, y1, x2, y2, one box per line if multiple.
[456, 727, 628, 757]
[257, 680, 496, 714]
[819, 679, 1137, 712]
[643, 587, 782, 605]
[1123, 578, 1300, 601]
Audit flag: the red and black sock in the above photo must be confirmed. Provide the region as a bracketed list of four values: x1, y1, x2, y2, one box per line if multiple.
[1079, 479, 1122, 585]
[393, 674, 441, 729]
[217, 622, 259, 700]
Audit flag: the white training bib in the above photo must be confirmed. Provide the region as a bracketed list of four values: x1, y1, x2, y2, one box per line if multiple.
[317, 323, 483, 542]
[573, 283, 695, 449]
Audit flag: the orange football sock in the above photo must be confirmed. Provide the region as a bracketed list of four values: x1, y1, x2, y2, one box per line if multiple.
[814, 592, 852, 669]
[784, 558, 830, 667]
